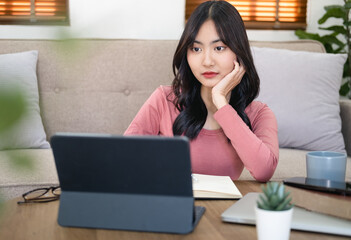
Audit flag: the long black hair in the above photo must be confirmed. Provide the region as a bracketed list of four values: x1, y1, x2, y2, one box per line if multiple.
[172, 0, 260, 139]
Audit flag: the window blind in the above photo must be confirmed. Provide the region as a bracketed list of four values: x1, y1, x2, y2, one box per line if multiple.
[0, 0, 69, 25]
[186, 0, 307, 29]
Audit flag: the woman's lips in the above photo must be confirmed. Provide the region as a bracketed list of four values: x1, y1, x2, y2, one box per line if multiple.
[202, 71, 218, 78]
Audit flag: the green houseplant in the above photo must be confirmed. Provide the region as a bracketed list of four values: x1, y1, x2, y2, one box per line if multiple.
[295, 0, 351, 98]
[257, 182, 293, 211]
[255, 182, 293, 240]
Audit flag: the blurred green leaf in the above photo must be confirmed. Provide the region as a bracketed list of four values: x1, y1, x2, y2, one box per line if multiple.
[277, 184, 285, 198]
[333, 47, 346, 54]
[324, 43, 334, 53]
[340, 81, 351, 96]
[295, 30, 345, 53]
[343, 59, 350, 78]
[259, 194, 269, 206]
[319, 6, 347, 24]
[319, 25, 347, 35]
[6, 152, 34, 170]
[295, 30, 322, 41]
[0, 88, 26, 133]
[324, 5, 345, 11]
[276, 197, 293, 211]
[269, 195, 280, 208]
[0, 87, 26, 214]
[320, 35, 345, 49]
[54, 29, 88, 65]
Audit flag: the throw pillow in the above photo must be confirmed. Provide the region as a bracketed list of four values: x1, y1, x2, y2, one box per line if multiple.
[252, 46, 346, 153]
[0, 50, 50, 150]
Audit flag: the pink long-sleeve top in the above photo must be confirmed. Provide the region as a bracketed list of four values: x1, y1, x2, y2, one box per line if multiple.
[124, 86, 279, 182]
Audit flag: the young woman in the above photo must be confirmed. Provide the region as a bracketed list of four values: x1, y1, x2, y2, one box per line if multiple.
[124, 0, 279, 182]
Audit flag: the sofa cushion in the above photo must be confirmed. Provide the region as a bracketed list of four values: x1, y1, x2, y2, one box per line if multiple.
[0, 149, 58, 200]
[252, 47, 347, 153]
[0, 51, 50, 150]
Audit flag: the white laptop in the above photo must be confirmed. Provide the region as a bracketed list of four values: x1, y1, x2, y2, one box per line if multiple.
[221, 192, 351, 237]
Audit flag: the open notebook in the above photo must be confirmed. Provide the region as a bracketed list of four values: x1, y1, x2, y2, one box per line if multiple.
[192, 174, 242, 199]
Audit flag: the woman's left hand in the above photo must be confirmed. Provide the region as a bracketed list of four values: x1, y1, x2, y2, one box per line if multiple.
[212, 60, 246, 109]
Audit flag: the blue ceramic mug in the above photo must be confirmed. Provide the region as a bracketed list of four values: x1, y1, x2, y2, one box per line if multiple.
[306, 151, 347, 182]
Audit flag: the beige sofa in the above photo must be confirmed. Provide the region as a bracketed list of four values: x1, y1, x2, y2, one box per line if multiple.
[1, 39, 350, 200]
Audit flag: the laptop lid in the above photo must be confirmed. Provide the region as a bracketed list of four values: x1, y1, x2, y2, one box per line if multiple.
[51, 133, 205, 234]
[221, 193, 351, 237]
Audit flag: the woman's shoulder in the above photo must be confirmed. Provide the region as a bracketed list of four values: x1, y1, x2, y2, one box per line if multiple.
[146, 85, 176, 106]
[153, 85, 175, 100]
[157, 85, 173, 94]
[246, 100, 267, 110]
[245, 101, 275, 119]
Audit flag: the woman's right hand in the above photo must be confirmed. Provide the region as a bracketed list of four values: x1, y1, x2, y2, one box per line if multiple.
[211, 60, 246, 110]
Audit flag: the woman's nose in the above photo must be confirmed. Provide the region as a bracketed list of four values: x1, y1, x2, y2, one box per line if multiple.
[202, 51, 214, 67]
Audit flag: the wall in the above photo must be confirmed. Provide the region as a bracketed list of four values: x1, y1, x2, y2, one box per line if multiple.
[0, 0, 185, 39]
[0, 0, 344, 41]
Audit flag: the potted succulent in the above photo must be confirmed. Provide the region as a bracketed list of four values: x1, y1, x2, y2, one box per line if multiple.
[255, 182, 294, 240]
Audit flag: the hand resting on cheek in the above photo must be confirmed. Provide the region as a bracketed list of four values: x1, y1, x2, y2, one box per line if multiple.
[212, 60, 246, 110]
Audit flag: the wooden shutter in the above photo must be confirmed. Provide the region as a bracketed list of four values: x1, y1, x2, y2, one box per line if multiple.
[0, 0, 69, 25]
[186, 0, 307, 29]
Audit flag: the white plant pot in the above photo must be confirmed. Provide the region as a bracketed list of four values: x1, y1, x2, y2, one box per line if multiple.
[255, 206, 293, 240]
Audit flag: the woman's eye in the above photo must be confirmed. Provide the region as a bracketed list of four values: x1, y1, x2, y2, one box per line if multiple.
[215, 46, 226, 51]
[192, 47, 201, 52]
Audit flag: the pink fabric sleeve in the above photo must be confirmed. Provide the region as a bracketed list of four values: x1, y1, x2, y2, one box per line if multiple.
[124, 88, 163, 135]
[213, 104, 279, 182]
[124, 86, 174, 136]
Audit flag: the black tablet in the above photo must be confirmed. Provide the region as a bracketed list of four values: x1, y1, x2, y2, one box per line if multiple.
[51, 133, 205, 234]
[283, 177, 351, 196]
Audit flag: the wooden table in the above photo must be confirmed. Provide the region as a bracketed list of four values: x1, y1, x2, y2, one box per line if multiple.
[0, 181, 349, 240]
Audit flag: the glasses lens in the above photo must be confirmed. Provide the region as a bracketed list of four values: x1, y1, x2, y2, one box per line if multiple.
[18, 186, 61, 204]
[24, 189, 48, 200]
[52, 187, 61, 196]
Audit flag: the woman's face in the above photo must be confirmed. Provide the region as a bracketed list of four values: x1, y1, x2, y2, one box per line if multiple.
[187, 19, 237, 89]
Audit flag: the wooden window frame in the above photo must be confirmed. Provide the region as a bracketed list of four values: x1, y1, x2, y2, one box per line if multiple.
[186, 0, 307, 30]
[0, 0, 69, 25]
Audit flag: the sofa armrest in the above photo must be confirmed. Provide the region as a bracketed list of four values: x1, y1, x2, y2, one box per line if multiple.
[340, 98, 351, 156]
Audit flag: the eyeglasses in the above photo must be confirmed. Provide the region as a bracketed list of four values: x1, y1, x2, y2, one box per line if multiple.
[17, 186, 61, 204]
